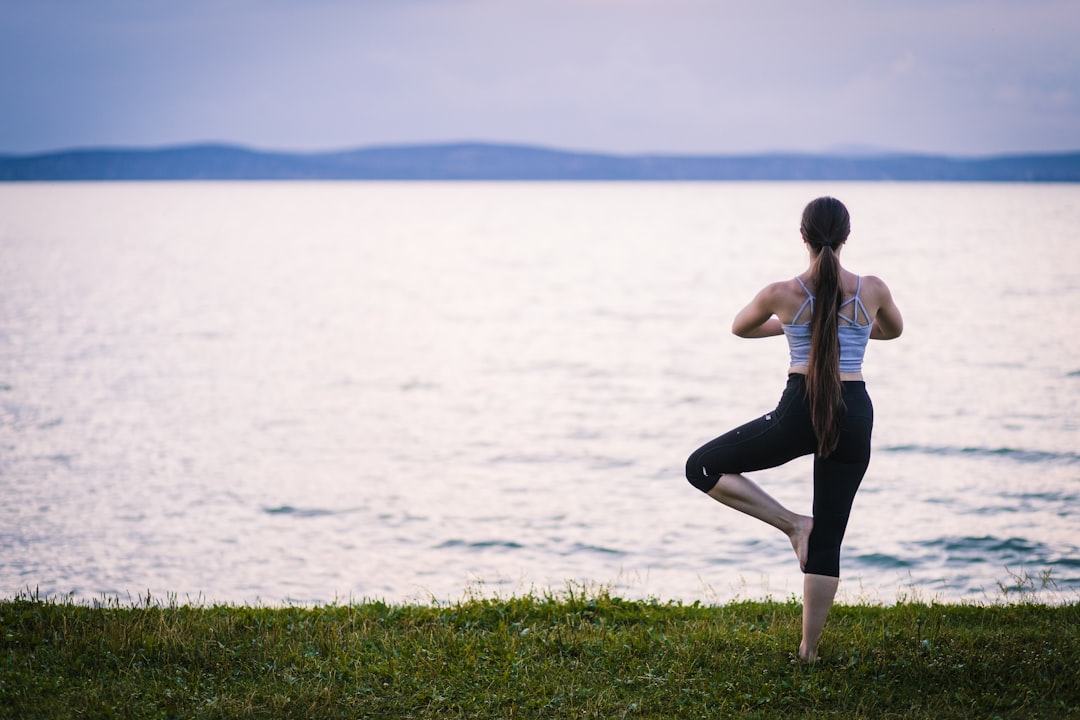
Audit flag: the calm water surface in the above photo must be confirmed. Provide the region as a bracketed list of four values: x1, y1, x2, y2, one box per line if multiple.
[1, 181, 1078, 605]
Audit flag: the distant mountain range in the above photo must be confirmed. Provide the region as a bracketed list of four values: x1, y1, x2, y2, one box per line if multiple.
[2, 142, 1079, 181]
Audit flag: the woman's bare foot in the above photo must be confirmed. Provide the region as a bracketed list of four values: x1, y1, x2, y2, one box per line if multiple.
[798, 641, 818, 663]
[787, 515, 814, 571]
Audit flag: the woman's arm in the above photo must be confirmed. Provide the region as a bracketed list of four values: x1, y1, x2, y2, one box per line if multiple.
[867, 277, 903, 340]
[732, 284, 785, 338]
[738, 317, 784, 338]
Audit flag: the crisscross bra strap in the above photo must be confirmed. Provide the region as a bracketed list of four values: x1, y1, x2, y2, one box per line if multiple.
[793, 275, 870, 328]
[791, 276, 814, 324]
[838, 276, 870, 327]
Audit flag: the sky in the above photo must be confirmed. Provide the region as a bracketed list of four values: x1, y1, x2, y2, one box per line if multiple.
[1, 0, 1078, 156]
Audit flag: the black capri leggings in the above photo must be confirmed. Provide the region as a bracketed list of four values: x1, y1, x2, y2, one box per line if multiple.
[685, 374, 873, 577]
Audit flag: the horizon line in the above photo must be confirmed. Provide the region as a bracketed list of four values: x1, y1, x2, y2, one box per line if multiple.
[4, 140, 1080, 161]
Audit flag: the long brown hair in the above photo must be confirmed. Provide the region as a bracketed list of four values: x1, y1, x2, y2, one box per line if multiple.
[800, 197, 851, 456]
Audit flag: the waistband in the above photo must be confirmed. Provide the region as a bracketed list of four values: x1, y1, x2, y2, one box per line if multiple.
[786, 373, 866, 388]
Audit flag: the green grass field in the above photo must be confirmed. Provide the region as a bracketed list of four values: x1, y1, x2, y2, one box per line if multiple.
[2, 588, 1077, 719]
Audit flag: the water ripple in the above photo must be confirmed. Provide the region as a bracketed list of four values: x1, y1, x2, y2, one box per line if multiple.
[564, 543, 627, 557]
[264, 506, 356, 518]
[912, 535, 1077, 569]
[882, 444, 1080, 465]
[436, 539, 526, 552]
[854, 552, 917, 569]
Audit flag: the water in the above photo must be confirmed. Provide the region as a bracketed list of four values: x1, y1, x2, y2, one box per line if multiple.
[1, 181, 1078, 606]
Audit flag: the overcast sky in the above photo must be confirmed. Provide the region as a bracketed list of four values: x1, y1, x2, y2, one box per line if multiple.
[1, 0, 1077, 156]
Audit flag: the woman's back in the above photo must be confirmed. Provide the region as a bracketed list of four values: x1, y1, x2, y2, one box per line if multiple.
[771, 270, 894, 329]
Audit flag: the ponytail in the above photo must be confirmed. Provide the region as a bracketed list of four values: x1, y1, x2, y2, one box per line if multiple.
[800, 197, 851, 457]
[807, 244, 843, 456]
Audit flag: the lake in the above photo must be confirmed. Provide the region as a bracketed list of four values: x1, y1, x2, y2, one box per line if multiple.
[1, 181, 1077, 606]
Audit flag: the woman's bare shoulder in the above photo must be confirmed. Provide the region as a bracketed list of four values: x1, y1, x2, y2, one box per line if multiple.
[755, 277, 812, 323]
[859, 274, 895, 295]
[763, 277, 806, 299]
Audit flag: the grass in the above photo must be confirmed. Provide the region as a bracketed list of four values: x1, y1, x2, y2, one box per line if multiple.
[2, 587, 1078, 719]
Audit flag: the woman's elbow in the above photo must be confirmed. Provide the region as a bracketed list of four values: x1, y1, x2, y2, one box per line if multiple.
[885, 313, 904, 339]
[732, 323, 762, 338]
[872, 321, 903, 340]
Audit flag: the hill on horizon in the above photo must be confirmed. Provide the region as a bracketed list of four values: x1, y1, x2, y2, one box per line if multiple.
[2, 142, 1079, 181]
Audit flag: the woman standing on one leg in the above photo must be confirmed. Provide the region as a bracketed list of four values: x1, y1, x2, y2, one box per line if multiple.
[685, 197, 903, 662]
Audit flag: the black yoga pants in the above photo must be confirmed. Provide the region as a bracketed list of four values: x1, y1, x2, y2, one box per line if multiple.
[685, 374, 873, 577]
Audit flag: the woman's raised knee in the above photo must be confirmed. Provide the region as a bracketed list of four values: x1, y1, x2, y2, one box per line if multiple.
[685, 452, 719, 493]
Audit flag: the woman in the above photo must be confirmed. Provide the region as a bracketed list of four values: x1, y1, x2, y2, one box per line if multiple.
[685, 196, 903, 662]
